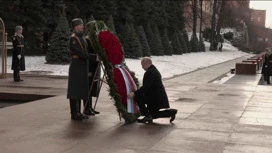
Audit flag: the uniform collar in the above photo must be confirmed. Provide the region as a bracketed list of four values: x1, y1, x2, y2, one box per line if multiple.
[74, 31, 83, 37]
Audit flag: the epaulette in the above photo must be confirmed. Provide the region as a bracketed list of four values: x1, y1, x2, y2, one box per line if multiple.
[70, 33, 75, 37]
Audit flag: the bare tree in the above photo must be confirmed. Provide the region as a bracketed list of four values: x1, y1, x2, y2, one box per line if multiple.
[192, 0, 197, 36]
[215, 1, 226, 38]
[199, 0, 203, 38]
[209, 0, 218, 51]
[184, 1, 193, 31]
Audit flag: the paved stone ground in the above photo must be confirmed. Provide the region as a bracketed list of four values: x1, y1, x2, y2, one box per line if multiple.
[1, 55, 272, 153]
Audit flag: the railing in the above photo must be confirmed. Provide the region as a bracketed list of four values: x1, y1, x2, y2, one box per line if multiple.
[0, 18, 7, 79]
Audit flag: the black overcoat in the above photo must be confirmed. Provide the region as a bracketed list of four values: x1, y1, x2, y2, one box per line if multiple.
[11, 34, 25, 71]
[67, 32, 96, 100]
[262, 54, 272, 76]
[86, 38, 101, 97]
[134, 65, 170, 110]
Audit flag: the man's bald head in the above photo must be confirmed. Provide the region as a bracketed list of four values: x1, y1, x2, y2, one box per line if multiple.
[141, 57, 152, 71]
[141, 57, 152, 65]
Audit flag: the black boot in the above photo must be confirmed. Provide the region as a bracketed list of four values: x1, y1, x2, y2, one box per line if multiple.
[70, 99, 83, 120]
[91, 108, 100, 114]
[77, 100, 89, 119]
[14, 69, 21, 82]
[267, 76, 271, 84]
[89, 98, 100, 114]
[83, 100, 95, 116]
[170, 109, 178, 123]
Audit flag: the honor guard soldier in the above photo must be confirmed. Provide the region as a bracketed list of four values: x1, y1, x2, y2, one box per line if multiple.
[67, 18, 98, 120]
[262, 51, 272, 84]
[83, 18, 102, 116]
[11, 26, 25, 82]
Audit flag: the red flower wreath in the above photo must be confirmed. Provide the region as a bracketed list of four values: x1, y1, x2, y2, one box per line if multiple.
[98, 31, 129, 105]
[99, 31, 123, 65]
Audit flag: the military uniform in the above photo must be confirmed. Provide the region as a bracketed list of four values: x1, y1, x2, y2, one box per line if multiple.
[11, 30, 25, 82]
[262, 53, 272, 84]
[82, 38, 101, 115]
[67, 18, 97, 120]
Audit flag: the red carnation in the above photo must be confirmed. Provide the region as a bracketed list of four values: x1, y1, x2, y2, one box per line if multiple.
[99, 31, 123, 65]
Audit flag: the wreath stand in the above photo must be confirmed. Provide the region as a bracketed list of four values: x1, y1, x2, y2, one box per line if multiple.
[85, 59, 122, 121]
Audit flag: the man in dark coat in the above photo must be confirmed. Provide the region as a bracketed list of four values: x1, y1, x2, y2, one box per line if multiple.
[128, 57, 178, 123]
[67, 18, 97, 120]
[262, 52, 272, 84]
[11, 26, 25, 82]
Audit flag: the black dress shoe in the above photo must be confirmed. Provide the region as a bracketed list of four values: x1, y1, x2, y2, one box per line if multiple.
[91, 108, 100, 114]
[14, 79, 23, 82]
[137, 116, 153, 123]
[170, 109, 178, 123]
[84, 108, 95, 116]
[78, 113, 89, 119]
[14, 79, 20, 82]
[71, 113, 84, 120]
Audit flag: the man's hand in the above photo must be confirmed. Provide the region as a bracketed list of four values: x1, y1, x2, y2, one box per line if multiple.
[127, 92, 135, 99]
[17, 54, 21, 59]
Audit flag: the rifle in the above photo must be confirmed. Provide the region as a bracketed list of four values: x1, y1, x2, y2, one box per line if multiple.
[83, 58, 102, 112]
[17, 41, 23, 80]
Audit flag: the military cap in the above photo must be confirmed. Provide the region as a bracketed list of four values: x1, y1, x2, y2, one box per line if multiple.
[15, 26, 23, 32]
[86, 15, 96, 26]
[72, 18, 84, 27]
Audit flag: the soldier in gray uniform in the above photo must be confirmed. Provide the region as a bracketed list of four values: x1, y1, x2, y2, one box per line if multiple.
[67, 18, 97, 120]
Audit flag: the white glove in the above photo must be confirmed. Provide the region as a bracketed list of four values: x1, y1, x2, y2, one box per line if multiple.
[17, 54, 21, 59]
[96, 55, 100, 61]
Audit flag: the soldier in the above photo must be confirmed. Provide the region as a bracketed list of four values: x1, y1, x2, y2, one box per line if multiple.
[262, 51, 272, 84]
[11, 26, 25, 82]
[83, 19, 101, 116]
[67, 18, 98, 120]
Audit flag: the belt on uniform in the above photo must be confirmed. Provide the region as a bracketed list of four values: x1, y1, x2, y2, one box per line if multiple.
[17, 45, 24, 47]
[72, 55, 79, 59]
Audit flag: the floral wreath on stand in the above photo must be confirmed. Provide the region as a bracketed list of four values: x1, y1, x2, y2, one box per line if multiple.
[86, 20, 139, 123]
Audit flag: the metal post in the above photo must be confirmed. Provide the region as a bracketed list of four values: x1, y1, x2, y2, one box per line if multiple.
[0, 18, 7, 79]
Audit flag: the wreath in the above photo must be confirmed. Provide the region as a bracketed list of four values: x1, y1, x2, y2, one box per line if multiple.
[86, 21, 139, 123]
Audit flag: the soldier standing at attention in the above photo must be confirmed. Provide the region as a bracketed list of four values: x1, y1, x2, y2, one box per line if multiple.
[11, 26, 25, 82]
[67, 18, 98, 120]
[83, 18, 101, 116]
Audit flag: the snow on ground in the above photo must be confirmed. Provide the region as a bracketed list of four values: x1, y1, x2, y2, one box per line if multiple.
[6, 40, 250, 81]
[126, 41, 249, 80]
